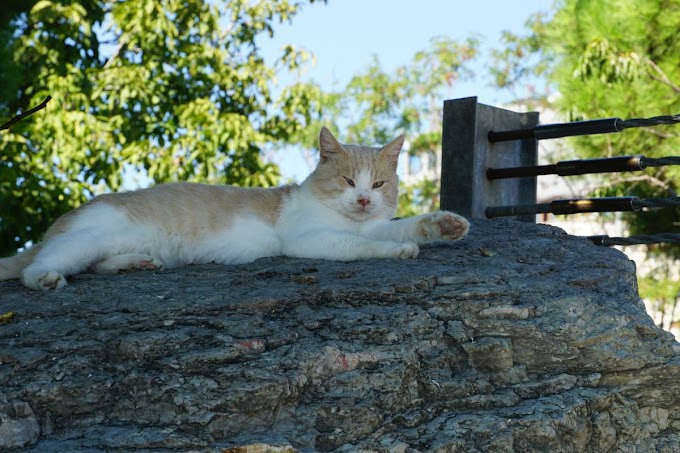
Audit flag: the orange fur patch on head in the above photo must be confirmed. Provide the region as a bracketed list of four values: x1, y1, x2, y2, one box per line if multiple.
[306, 129, 402, 215]
[319, 126, 345, 163]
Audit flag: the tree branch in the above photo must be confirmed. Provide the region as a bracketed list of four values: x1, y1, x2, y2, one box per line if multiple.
[645, 57, 680, 94]
[103, 36, 127, 70]
[0, 96, 52, 131]
[598, 174, 675, 195]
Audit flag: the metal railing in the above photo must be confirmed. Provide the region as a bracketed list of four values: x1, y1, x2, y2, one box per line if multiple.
[440, 97, 679, 247]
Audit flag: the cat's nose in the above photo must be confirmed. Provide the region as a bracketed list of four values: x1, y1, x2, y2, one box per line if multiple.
[357, 197, 371, 207]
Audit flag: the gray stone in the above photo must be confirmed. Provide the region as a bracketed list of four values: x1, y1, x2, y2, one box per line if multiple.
[0, 218, 678, 452]
[0, 401, 40, 449]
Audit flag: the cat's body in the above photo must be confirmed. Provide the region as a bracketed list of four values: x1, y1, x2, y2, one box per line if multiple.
[0, 127, 469, 290]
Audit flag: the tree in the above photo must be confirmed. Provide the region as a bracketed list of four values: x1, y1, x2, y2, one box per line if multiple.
[492, 0, 680, 313]
[292, 36, 479, 217]
[0, 0, 324, 256]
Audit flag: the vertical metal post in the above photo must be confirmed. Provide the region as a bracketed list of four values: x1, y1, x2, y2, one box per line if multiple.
[440, 97, 539, 222]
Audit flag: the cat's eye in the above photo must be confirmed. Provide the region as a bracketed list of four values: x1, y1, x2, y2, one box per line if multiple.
[372, 181, 385, 189]
[343, 176, 355, 187]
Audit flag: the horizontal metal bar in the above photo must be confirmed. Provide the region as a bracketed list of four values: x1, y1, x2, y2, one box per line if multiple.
[486, 197, 638, 218]
[487, 155, 644, 180]
[632, 196, 680, 209]
[640, 156, 680, 167]
[486, 164, 556, 179]
[484, 203, 552, 218]
[488, 118, 622, 142]
[589, 233, 680, 246]
[617, 114, 680, 130]
[488, 113, 680, 143]
[551, 197, 638, 215]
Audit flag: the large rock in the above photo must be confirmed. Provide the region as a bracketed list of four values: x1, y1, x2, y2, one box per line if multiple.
[0, 218, 678, 452]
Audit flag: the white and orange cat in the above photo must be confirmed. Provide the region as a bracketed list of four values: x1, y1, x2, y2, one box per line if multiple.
[0, 127, 469, 290]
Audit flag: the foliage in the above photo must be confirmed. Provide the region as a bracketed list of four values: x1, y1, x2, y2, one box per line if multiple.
[397, 178, 441, 218]
[293, 36, 479, 216]
[491, 0, 680, 305]
[640, 275, 680, 303]
[0, 0, 324, 255]
[639, 273, 680, 329]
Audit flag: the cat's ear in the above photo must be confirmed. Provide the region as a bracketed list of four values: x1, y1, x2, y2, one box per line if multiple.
[379, 134, 404, 171]
[319, 126, 344, 162]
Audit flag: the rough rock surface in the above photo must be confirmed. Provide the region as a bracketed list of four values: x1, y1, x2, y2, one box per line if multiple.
[1, 218, 679, 452]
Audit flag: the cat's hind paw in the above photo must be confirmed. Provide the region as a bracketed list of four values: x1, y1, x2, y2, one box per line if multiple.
[21, 270, 67, 291]
[419, 211, 470, 242]
[137, 258, 163, 271]
[92, 254, 164, 274]
[393, 242, 419, 259]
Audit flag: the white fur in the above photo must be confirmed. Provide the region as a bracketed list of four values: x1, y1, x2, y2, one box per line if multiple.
[277, 184, 417, 261]
[190, 216, 282, 266]
[21, 205, 141, 290]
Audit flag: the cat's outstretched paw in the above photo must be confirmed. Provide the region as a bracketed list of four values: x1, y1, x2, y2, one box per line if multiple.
[22, 270, 67, 291]
[418, 211, 470, 242]
[92, 254, 164, 274]
[436, 211, 470, 240]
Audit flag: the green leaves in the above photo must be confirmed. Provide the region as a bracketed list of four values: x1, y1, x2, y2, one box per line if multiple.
[573, 38, 645, 84]
[0, 0, 325, 255]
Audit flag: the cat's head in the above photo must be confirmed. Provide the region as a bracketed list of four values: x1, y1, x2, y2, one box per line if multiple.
[304, 127, 403, 222]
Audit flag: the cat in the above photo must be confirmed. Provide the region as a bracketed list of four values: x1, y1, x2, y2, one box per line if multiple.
[0, 127, 469, 291]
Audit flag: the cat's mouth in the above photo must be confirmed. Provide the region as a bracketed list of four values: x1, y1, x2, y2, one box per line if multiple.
[349, 206, 373, 219]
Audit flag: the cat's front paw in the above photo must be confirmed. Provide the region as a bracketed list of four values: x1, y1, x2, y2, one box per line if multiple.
[22, 270, 67, 291]
[418, 211, 470, 242]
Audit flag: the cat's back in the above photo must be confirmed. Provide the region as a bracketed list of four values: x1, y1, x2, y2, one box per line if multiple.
[49, 182, 299, 238]
[109, 182, 299, 225]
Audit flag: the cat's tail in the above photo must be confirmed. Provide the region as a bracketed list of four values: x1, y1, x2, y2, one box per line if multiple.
[0, 245, 41, 280]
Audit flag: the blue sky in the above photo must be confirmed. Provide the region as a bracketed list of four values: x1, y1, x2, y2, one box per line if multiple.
[258, 0, 556, 180]
[260, 0, 555, 104]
